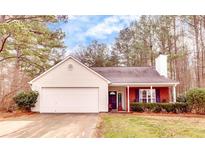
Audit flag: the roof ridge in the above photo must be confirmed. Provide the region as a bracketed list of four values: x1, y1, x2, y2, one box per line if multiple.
[91, 66, 154, 68]
[91, 66, 179, 84]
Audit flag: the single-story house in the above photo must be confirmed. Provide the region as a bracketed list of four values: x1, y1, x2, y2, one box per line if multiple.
[29, 54, 179, 113]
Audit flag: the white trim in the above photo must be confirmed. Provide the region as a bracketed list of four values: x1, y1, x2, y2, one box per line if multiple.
[139, 89, 156, 103]
[29, 55, 110, 84]
[127, 86, 130, 112]
[173, 85, 176, 103]
[110, 82, 179, 86]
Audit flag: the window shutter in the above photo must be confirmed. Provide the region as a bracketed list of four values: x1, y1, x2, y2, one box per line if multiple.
[156, 89, 160, 102]
[136, 89, 139, 102]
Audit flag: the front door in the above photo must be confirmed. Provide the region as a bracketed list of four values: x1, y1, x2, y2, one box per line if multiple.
[109, 91, 117, 110]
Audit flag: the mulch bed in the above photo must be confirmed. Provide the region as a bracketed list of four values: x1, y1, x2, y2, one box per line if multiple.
[0, 110, 35, 119]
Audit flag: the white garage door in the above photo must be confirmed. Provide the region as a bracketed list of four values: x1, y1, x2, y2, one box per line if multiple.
[40, 87, 99, 113]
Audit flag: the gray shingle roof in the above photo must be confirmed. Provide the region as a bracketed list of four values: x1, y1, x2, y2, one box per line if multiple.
[91, 67, 178, 84]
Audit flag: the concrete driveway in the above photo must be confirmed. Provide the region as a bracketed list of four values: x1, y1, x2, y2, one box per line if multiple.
[0, 113, 98, 138]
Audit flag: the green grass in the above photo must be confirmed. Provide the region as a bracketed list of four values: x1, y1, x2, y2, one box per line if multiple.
[99, 114, 205, 138]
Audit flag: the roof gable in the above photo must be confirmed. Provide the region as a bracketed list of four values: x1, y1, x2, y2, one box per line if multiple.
[29, 56, 110, 84]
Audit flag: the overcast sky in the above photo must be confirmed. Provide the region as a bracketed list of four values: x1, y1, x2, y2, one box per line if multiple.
[50, 15, 139, 53]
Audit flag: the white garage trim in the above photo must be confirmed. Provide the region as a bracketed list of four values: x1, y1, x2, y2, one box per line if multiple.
[29, 56, 110, 84]
[40, 87, 99, 113]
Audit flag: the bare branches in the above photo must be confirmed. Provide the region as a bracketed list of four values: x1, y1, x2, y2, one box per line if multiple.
[29, 30, 45, 35]
[4, 15, 49, 23]
[0, 56, 16, 62]
[0, 34, 11, 53]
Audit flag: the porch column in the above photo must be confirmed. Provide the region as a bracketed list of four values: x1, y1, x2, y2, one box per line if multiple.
[127, 86, 130, 112]
[150, 86, 153, 103]
[173, 85, 176, 103]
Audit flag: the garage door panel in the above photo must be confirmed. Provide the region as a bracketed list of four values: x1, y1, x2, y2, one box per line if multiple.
[41, 87, 99, 113]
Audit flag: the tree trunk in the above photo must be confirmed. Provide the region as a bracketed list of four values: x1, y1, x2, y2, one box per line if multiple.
[173, 17, 178, 80]
[0, 15, 5, 23]
[200, 17, 205, 86]
[10, 49, 21, 93]
[193, 16, 201, 87]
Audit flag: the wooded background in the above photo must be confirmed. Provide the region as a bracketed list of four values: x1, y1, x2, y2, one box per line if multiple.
[74, 16, 205, 94]
[0, 15, 205, 109]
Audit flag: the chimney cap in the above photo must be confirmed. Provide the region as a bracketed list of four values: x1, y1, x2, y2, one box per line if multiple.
[159, 51, 164, 55]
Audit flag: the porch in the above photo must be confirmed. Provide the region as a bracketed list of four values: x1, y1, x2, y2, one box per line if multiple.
[108, 84, 177, 112]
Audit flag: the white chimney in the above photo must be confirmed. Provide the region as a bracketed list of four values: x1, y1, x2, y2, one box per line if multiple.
[155, 54, 168, 77]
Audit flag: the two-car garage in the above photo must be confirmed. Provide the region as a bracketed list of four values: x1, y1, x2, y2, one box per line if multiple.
[41, 87, 99, 113]
[29, 56, 109, 113]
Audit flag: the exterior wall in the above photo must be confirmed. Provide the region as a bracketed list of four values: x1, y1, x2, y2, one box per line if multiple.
[129, 87, 138, 102]
[31, 58, 108, 112]
[129, 87, 170, 103]
[159, 87, 169, 102]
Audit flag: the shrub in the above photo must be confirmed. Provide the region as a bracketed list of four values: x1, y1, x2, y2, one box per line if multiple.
[186, 88, 205, 113]
[130, 102, 188, 113]
[130, 103, 144, 112]
[144, 103, 161, 113]
[177, 94, 187, 103]
[174, 102, 189, 113]
[161, 103, 176, 113]
[13, 91, 39, 112]
[152, 105, 162, 113]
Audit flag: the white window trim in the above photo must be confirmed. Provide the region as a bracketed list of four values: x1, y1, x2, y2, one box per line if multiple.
[139, 89, 156, 103]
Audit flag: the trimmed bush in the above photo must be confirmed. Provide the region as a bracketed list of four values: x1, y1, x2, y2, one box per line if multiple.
[160, 103, 176, 113]
[130, 102, 188, 113]
[186, 88, 205, 113]
[13, 91, 38, 111]
[176, 94, 187, 103]
[130, 103, 144, 112]
[152, 105, 162, 113]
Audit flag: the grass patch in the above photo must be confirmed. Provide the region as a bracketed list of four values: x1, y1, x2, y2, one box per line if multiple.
[99, 113, 205, 138]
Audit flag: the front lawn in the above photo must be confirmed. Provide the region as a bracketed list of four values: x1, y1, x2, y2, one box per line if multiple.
[98, 113, 205, 138]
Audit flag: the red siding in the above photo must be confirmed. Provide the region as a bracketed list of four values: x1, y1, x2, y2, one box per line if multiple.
[129, 87, 170, 103]
[129, 87, 137, 102]
[159, 87, 169, 102]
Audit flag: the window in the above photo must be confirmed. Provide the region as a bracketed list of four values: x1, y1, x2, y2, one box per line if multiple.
[118, 93, 122, 106]
[139, 89, 156, 103]
[142, 90, 147, 103]
[110, 91, 116, 95]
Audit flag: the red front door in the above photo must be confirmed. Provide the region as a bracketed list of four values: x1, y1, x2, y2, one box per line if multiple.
[109, 91, 117, 111]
